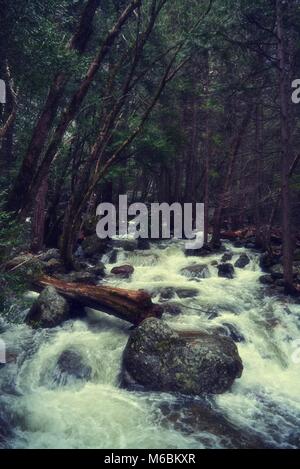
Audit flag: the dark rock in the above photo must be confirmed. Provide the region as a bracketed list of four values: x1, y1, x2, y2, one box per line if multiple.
[221, 252, 233, 263]
[122, 318, 243, 395]
[111, 264, 134, 278]
[137, 238, 151, 250]
[159, 399, 269, 449]
[54, 349, 92, 385]
[158, 287, 176, 302]
[175, 287, 199, 299]
[180, 264, 210, 279]
[26, 286, 70, 328]
[211, 260, 218, 266]
[260, 252, 279, 271]
[259, 275, 274, 285]
[221, 323, 245, 343]
[185, 244, 214, 257]
[234, 253, 250, 269]
[218, 263, 235, 279]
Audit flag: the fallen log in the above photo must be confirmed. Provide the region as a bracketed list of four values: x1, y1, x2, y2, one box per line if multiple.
[34, 275, 162, 325]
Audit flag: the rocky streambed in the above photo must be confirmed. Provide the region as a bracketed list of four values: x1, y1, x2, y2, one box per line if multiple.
[0, 238, 300, 449]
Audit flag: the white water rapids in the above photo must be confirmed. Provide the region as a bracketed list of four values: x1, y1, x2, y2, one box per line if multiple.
[0, 240, 300, 448]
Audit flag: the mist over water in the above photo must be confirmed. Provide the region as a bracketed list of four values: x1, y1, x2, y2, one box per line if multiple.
[1, 240, 300, 449]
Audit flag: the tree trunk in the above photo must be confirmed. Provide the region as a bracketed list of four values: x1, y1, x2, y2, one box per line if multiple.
[211, 105, 253, 247]
[35, 275, 163, 325]
[30, 177, 49, 253]
[5, 0, 103, 214]
[276, 0, 294, 293]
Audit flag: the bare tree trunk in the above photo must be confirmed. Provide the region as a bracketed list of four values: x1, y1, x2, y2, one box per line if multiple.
[30, 177, 49, 253]
[211, 105, 253, 247]
[254, 102, 264, 248]
[276, 0, 294, 293]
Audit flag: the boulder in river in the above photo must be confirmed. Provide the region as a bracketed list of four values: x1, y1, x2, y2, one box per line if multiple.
[234, 253, 250, 269]
[26, 286, 70, 328]
[111, 264, 134, 278]
[175, 287, 199, 299]
[259, 274, 274, 285]
[221, 252, 233, 263]
[218, 263, 235, 279]
[180, 264, 210, 279]
[122, 318, 243, 395]
[53, 349, 92, 385]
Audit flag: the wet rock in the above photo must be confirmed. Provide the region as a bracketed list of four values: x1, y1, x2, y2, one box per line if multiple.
[161, 303, 183, 316]
[158, 287, 176, 302]
[260, 252, 280, 271]
[218, 263, 235, 279]
[111, 264, 134, 278]
[211, 260, 218, 266]
[234, 253, 250, 269]
[221, 323, 245, 343]
[26, 286, 70, 328]
[122, 318, 243, 395]
[221, 252, 233, 263]
[137, 238, 151, 250]
[54, 349, 92, 385]
[180, 264, 210, 279]
[259, 275, 274, 285]
[184, 244, 214, 257]
[175, 287, 199, 299]
[82, 234, 111, 258]
[159, 399, 269, 449]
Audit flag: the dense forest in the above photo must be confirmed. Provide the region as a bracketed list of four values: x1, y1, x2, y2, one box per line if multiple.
[0, 0, 300, 451]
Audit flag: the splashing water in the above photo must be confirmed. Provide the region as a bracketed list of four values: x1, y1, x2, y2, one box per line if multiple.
[0, 240, 300, 449]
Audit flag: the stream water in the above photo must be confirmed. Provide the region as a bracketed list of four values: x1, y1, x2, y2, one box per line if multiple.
[0, 240, 300, 449]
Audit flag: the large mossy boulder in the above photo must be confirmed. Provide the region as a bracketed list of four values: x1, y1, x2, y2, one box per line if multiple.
[26, 286, 70, 328]
[122, 318, 243, 395]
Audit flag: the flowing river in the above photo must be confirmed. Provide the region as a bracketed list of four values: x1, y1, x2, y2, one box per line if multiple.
[0, 240, 300, 449]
